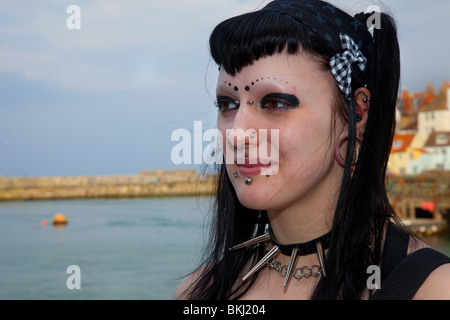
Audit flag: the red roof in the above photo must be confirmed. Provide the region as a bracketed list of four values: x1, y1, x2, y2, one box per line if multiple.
[391, 134, 415, 153]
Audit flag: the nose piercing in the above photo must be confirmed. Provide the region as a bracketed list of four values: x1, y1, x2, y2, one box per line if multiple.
[248, 100, 254, 105]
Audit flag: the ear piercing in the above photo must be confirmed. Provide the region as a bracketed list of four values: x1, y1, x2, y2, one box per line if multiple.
[356, 114, 362, 122]
[361, 92, 370, 103]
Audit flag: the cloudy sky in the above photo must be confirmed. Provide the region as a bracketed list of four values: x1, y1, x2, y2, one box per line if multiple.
[0, 0, 449, 177]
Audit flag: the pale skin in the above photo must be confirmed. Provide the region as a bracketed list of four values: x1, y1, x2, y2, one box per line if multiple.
[174, 52, 450, 300]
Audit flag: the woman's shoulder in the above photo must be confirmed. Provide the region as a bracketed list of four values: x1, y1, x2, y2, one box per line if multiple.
[408, 237, 450, 300]
[413, 262, 450, 300]
[173, 267, 206, 300]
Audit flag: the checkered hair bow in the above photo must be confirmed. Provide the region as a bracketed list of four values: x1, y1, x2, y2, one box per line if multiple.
[330, 33, 367, 100]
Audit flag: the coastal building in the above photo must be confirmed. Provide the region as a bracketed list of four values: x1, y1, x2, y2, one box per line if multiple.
[388, 81, 450, 175]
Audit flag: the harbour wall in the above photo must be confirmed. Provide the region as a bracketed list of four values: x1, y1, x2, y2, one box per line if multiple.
[1, 169, 449, 211]
[0, 169, 216, 201]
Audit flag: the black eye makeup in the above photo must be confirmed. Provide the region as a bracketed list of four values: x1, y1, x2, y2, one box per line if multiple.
[215, 95, 240, 113]
[260, 93, 300, 112]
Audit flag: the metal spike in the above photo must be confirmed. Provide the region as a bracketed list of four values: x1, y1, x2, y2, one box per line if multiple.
[242, 245, 279, 282]
[283, 247, 299, 287]
[316, 241, 327, 277]
[229, 233, 270, 251]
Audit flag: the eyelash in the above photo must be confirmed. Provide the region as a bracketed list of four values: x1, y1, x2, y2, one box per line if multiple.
[261, 98, 298, 112]
[214, 96, 239, 114]
[215, 94, 300, 114]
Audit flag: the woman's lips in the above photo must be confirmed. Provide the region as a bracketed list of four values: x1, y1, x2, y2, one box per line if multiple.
[237, 159, 273, 176]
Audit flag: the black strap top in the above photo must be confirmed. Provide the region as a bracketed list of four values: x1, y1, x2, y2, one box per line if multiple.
[371, 223, 450, 300]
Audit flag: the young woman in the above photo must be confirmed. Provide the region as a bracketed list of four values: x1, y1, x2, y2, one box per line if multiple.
[175, 0, 450, 300]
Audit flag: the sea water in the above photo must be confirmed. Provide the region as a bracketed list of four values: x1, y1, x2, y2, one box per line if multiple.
[0, 197, 211, 300]
[0, 197, 449, 300]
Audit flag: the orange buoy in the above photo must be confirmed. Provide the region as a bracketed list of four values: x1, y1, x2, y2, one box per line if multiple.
[42, 219, 48, 226]
[52, 213, 69, 226]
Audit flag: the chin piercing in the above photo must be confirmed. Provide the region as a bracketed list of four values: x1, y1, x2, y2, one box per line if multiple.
[233, 171, 238, 178]
[244, 177, 253, 185]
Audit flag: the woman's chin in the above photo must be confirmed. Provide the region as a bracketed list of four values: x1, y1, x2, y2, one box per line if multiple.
[235, 189, 272, 211]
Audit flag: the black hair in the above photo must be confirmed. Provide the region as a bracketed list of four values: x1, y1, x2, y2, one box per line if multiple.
[185, 2, 402, 300]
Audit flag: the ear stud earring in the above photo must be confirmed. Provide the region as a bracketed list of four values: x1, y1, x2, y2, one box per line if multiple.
[361, 92, 370, 103]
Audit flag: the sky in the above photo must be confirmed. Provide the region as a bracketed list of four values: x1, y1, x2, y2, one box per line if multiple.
[0, 0, 449, 177]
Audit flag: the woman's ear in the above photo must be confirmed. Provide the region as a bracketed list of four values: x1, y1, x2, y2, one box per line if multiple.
[354, 87, 371, 139]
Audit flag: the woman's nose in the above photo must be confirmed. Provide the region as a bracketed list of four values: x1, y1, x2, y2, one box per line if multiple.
[226, 106, 259, 151]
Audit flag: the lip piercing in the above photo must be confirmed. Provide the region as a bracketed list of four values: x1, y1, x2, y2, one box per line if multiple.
[244, 177, 253, 185]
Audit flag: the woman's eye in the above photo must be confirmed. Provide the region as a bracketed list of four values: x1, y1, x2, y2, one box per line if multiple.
[216, 96, 239, 113]
[261, 93, 300, 112]
[263, 99, 290, 109]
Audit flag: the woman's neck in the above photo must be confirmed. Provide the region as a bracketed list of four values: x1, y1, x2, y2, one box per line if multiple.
[266, 187, 338, 244]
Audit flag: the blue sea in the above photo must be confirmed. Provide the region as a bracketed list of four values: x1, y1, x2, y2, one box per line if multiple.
[0, 197, 211, 300]
[1, 197, 449, 300]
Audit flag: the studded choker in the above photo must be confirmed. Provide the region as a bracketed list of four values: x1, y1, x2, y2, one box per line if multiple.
[230, 228, 330, 287]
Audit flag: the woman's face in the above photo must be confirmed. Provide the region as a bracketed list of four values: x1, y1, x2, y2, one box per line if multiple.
[216, 53, 347, 212]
